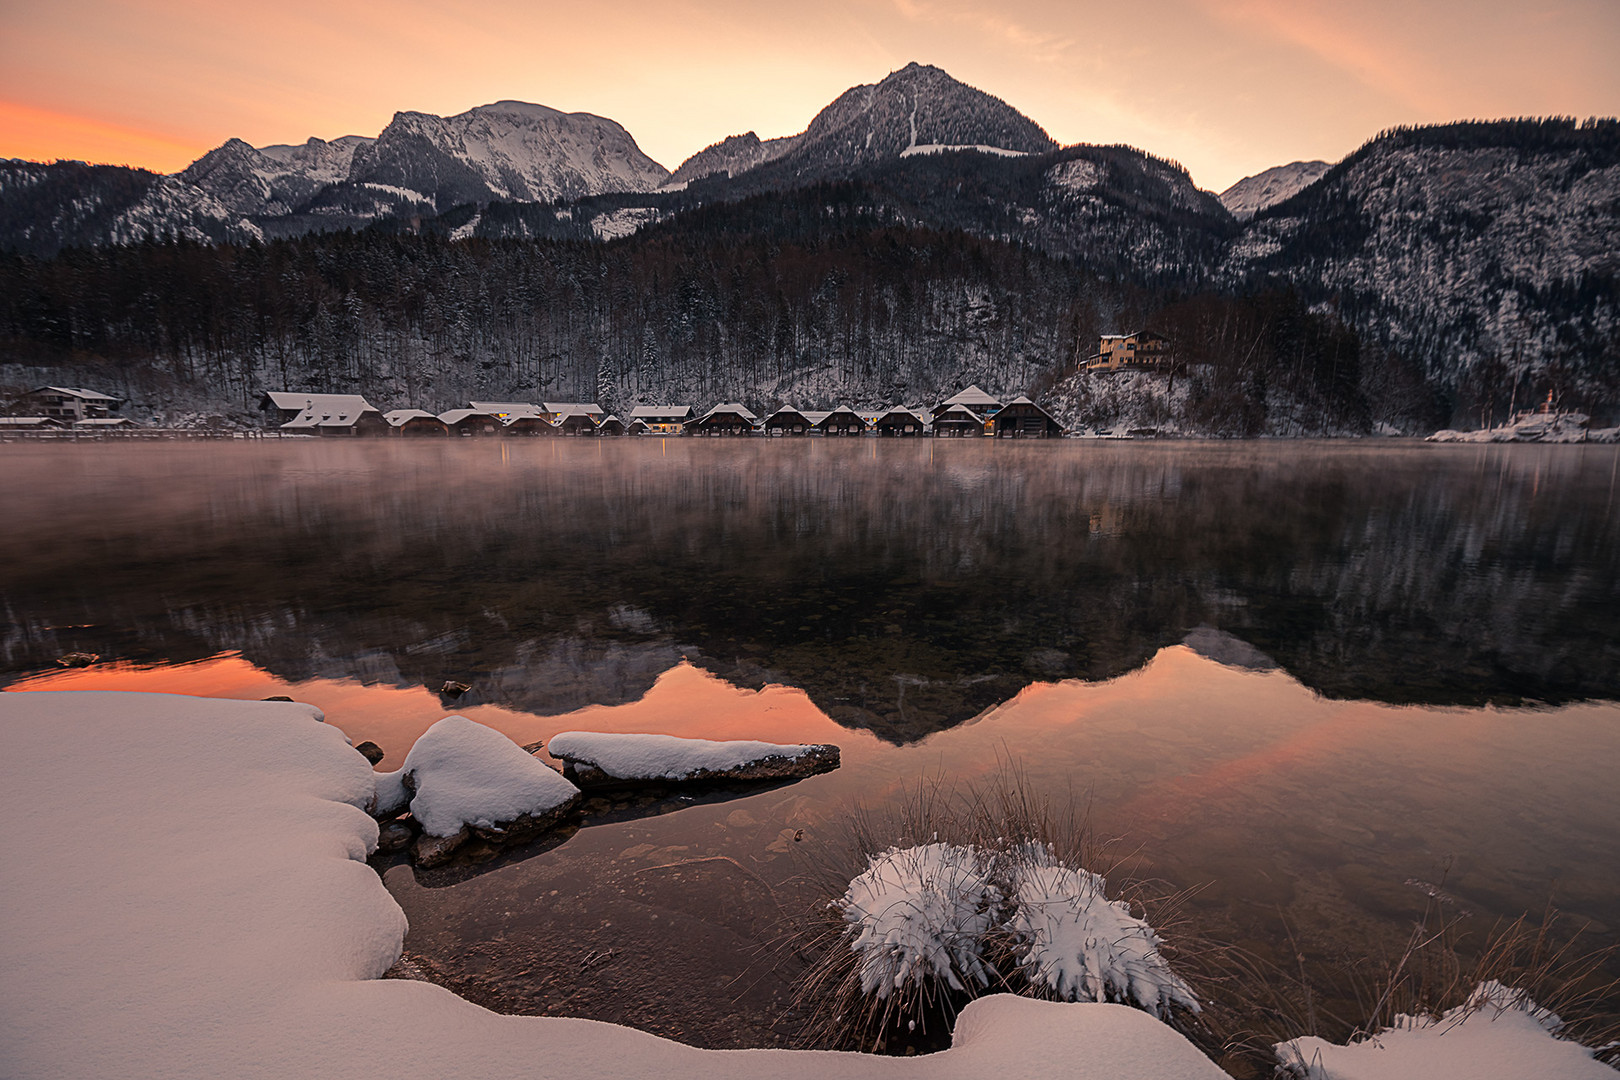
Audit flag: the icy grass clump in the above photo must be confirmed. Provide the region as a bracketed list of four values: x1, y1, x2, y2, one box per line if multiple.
[837, 840, 1196, 1018]
[1274, 980, 1617, 1080]
[374, 715, 578, 836]
[1009, 855, 1198, 1019]
[842, 843, 1003, 997]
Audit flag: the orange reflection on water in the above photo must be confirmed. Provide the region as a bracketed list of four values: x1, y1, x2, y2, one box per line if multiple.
[7, 654, 878, 769]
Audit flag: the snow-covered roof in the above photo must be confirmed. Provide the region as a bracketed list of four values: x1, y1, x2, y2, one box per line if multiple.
[437, 409, 500, 425]
[817, 406, 867, 426]
[0, 416, 63, 427]
[469, 401, 542, 417]
[943, 385, 1000, 408]
[72, 417, 135, 426]
[764, 406, 806, 421]
[384, 409, 439, 425]
[801, 410, 832, 425]
[30, 386, 120, 402]
[262, 391, 378, 414]
[877, 406, 927, 422]
[694, 403, 759, 424]
[542, 402, 603, 416]
[935, 404, 985, 423]
[551, 409, 597, 423]
[628, 405, 693, 421]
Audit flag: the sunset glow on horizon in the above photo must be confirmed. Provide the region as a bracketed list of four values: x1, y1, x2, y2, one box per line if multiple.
[3, 0, 1617, 192]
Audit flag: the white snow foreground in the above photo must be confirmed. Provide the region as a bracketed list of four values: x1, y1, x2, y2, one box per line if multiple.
[547, 729, 837, 783]
[1274, 980, 1617, 1080]
[373, 714, 579, 836]
[840, 842, 1198, 1020]
[0, 691, 1229, 1080]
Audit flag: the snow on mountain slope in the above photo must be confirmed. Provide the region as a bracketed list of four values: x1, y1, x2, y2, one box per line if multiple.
[1219, 161, 1331, 220]
[348, 101, 670, 207]
[664, 131, 796, 188]
[733, 62, 1057, 185]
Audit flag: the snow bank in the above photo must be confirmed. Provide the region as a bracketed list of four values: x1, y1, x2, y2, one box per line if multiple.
[375, 714, 579, 836]
[0, 689, 1231, 1080]
[1275, 980, 1616, 1079]
[1427, 414, 1618, 443]
[546, 730, 838, 784]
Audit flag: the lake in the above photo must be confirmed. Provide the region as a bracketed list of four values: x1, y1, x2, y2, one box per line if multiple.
[4, 438, 1618, 1061]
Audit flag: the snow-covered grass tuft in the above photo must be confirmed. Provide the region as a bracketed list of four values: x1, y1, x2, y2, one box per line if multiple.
[795, 764, 1202, 1054]
[841, 842, 1002, 997]
[1008, 851, 1198, 1019]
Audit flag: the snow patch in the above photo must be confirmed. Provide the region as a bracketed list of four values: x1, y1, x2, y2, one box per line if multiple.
[900, 144, 1028, 159]
[590, 206, 661, 241]
[1275, 980, 1616, 1080]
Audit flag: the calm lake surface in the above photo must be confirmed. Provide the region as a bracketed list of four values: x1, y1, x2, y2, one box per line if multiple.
[4, 439, 1618, 1052]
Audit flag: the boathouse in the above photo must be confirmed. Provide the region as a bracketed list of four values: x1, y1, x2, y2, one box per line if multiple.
[504, 415, 558, 436]
[762, 406, 812, 436]
[816, 406, 868, 436]
[990, 396, 1065, 438]
[932, 404, 986, 436]
[690, 403, 759, 436]
[596, 415, 626, 436]
[469, 401, 542, 420]
[438, 409, 503, 436]
[874, 407, 927, 436]
[541, 402, 604, 423]
[384, 410, 449, 436]
[933, 386, 1001, 420]
[0, 416, 66, 431]
[628, 405, 694, 434]
[553, 409, 600, 436]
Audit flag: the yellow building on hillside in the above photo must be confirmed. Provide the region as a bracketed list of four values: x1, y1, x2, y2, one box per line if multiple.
[1084, 331, 1172, 373]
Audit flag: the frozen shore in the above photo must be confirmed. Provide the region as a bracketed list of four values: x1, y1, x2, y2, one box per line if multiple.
[1, 691, 1611, 1079]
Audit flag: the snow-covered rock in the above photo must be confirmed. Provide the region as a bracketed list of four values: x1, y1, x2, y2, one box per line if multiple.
[1219, 161, 1332, 221]
[1427, 413, 1610, 443]
[0, 689, 1233, 1080]
[1274, 980, 1617, 1080]
[374, 715, 580, 865]
[545, 731, 840, 788]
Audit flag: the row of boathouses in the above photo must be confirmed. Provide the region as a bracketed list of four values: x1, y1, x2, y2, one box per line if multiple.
[258, 387, 1067, 438]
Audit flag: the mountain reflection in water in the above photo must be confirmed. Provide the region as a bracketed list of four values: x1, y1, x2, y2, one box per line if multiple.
[2, 440, 1616, 739]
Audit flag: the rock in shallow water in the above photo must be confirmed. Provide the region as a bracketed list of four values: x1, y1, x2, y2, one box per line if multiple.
[546, 732, 840, 790]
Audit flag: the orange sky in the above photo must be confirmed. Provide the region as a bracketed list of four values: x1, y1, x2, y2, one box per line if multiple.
[2, 0, 1616, 192]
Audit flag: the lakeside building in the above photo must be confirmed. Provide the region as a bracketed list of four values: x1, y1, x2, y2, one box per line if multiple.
[468, 401, 542, 420]
[933, 385, 1001, 420]
[384, 410, 450, 436]
[689, 404, 759, 436]
[554, 409, 601, 436]
[504, 415, 558, 436]
[438, 409, 503, 436]
[1085, 331, 1173, 373]
[12, 386, 122, 422]
[596, 415, 627, 436]
[269, 393, 388, 436]
[816, 406, 868, 436]
[762, 407, 812, 436]
[874, 407, 928, 436]
[989, 396, 1066, 438]
[628, 405, 694, 435]
[933, 404, 986, 436]
[541, 402, 605, 423]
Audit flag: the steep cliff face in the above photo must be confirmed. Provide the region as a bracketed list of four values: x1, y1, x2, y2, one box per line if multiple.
[664, 132, 795, 188]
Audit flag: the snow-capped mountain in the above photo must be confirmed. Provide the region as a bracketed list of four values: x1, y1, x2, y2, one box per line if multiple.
[348, 101, 669, 207]
[1218, 161, 1331, 220]
[748, 62, 1056, 184]
[664, 132, 794, 188]
[175, 135, 372, 218]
